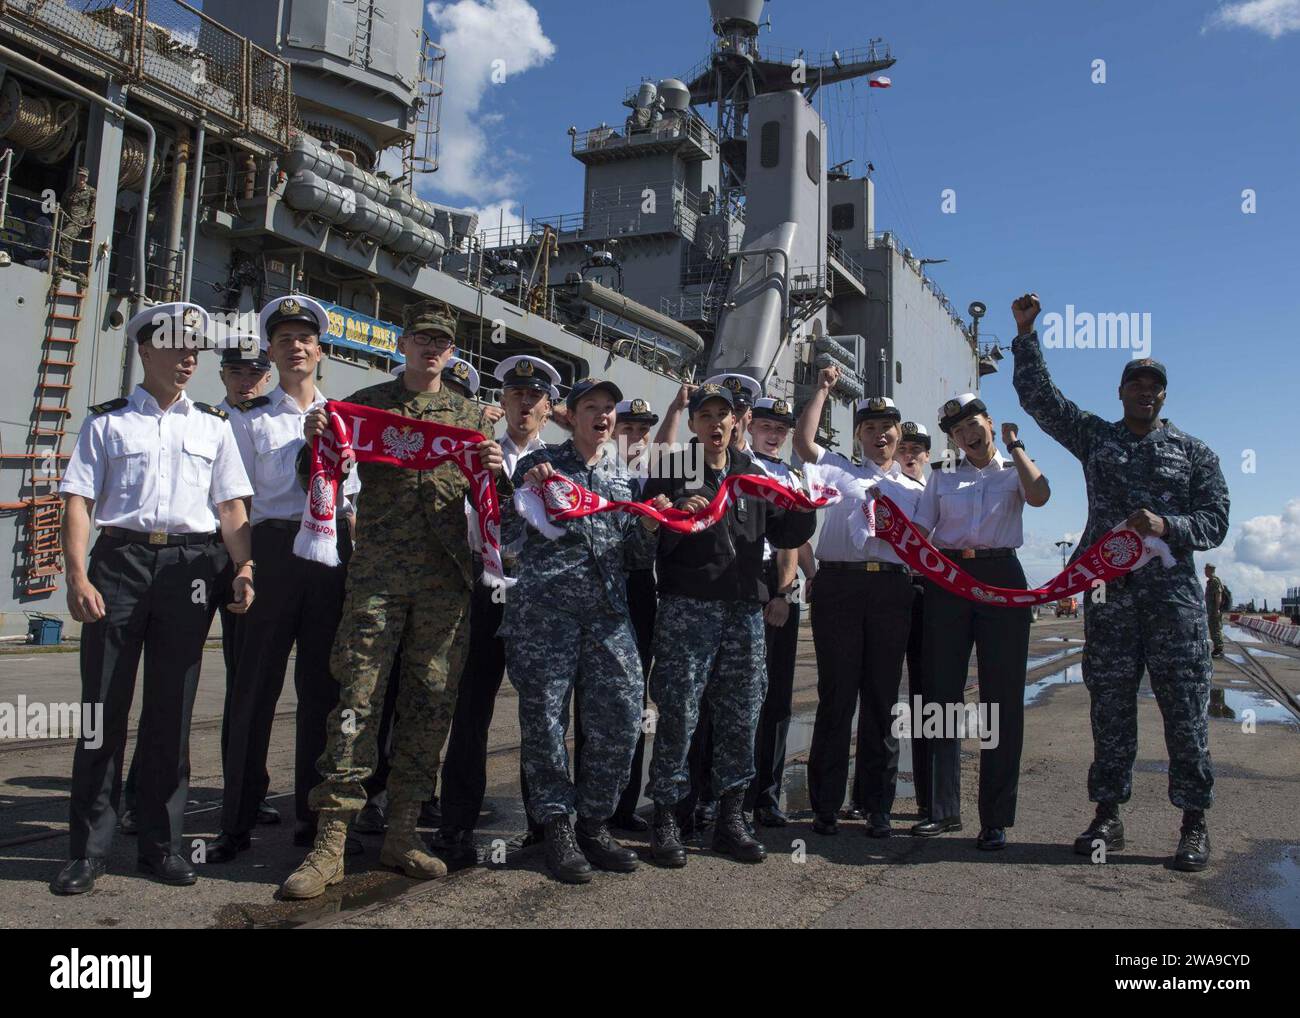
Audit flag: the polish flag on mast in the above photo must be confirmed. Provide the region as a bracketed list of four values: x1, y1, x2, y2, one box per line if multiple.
[868, 76, 892, 88]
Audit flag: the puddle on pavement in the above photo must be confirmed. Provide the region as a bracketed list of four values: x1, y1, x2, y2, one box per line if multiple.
[1200, 687, 1299, 727]
[1026, 648, 1080, 671]
[1251, 845, 1300, 929]
[1024, 663, 1084, 706]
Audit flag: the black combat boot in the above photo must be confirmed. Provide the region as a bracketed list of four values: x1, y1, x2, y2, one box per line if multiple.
[650, 806, 688, 868]
[712, 789, 766, 863]
[575, 817, 639, 872]
[543, 814, 593, 884]
[1172, 810, 1210, 872]
[1074, 801, 1124, 855]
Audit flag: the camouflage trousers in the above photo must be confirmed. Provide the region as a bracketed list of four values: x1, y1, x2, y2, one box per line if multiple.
[1083, 584, 1213, 810]
[648, 595, 766, 807]
[503, 605, 643, 822]
[308, 539, 471, 814]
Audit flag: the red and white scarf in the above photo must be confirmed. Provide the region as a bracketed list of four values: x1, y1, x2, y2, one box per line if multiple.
[295, 400, 509, 587]
[517, 470, 1173, 607]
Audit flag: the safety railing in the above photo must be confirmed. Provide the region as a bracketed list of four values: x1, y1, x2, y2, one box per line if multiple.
[0, 189, 93, 280]
[0, 0, 295, 146]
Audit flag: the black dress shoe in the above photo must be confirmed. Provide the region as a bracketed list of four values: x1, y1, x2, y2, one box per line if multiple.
[1173, 811, 1210, 872]
[911, 816, 962, 837]
[353, 800, 389, 834]
[118, 809, 138, 835]
[1074, 802, 1125, 855]
[976, 827, 1006, 851]
[433, 827, 479, 866]
[866, 812, 892, 838]
[756, 804, 789, 827]
[50, 858, 107, 895]
[841, 805, 866, 822]
[255, 799, 281, 825]
[812, 813, 839, 836]
[610, 811, 650, 833]
[206, 831, 251, 863]
[137, 854, 198, 886]
[650, 806, 688, 868]
[418, 796, 442, 828]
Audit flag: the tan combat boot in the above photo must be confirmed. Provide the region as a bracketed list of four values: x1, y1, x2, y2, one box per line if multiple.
[279, 812, 350, 900]
[379, 799, 448, 880]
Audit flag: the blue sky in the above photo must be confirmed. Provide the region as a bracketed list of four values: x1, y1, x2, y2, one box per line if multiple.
[419, 0, 1299, 602]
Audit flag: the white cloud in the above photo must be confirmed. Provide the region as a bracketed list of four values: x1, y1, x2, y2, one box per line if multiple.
[462, 199, 526, 248]
[1204, 0, 1300, 38]
[423, 0, 556, 202]
[1197, 498, 1300, 609]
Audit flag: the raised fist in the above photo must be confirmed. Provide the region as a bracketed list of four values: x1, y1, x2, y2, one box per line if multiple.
[1011, 293, 1041, 334]
[818, 364, 841, 391]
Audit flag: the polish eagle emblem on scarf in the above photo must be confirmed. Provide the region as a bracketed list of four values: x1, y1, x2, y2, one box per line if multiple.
[309, 471, 335, 518]
[543, 476, 582, 512]
[382, 424, 425, 460]
[1099, 531, 1141, 569]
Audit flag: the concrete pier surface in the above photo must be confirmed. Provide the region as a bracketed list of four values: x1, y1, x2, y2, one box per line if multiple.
[1, 617, 1297, 929]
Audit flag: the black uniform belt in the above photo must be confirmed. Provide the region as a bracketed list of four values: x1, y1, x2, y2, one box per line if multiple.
[818, 560, 910, 574]
[254, 518, 302, 532]
[938, 547, 1016, 560]
[102, 527, 217, 547]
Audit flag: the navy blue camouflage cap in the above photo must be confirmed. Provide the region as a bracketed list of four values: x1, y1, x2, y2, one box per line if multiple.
[1120, 357, 1167, 388]
[566, 376, 623, 408]
[688, 382, 735, 414]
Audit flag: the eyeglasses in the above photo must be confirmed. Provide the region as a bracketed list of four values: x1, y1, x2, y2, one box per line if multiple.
[407, 333, 455, 349]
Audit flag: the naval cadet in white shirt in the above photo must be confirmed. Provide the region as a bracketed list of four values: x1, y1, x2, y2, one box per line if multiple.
[53, 302, 255, 895]
[743, 396, 811, 828]
[207, 295, 360, 863]
[119, 334, 274, 837]
[795, 366, 926, 838]
[910, 391, 1050, 851]
[437, 353, 557, 861]
[893, 420, 933, 818]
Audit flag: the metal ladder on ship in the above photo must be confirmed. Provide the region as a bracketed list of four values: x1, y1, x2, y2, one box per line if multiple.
[12, 276, 84, 596]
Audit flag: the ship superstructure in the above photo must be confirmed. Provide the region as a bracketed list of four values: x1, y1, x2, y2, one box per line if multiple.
[0, 0, 979, 633]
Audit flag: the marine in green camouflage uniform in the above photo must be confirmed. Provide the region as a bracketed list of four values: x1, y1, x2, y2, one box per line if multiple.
[282, 303, 506, 899]
[1204, 565, 1224, 657]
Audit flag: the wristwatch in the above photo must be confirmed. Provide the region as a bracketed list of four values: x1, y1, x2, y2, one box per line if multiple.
[1007, 440, 1026, 453]
[235, 559, 256, 576]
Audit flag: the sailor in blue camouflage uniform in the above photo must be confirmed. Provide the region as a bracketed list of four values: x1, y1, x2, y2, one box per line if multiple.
[501, 377, 668, 884]
[1010, 293, 1230, 872]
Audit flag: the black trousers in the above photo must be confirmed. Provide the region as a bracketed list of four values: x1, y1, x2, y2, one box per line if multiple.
[903, 580, 928, 813]
[520, 567, 656, 830]
[123, 546, 240, 814]
[922, 556, 1031, 828]
[746, 567, 801, 811]
[220, 522, 350, 835]
[441, 566, 507, 831]
[71, 535, 221, 861]
[809, 568, 914, 816]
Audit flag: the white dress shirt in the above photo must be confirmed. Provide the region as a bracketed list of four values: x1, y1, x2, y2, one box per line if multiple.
[468, 431, 544, 555]
[229, 385, 359, 524]
[61, 386, 252, 533]
[752, 452, 796, 562]
[812, 448, 925, 565]
[912, 449, 1026, 549]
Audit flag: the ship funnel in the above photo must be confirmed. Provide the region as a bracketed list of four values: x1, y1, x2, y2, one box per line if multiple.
[709, 0, 765, 33]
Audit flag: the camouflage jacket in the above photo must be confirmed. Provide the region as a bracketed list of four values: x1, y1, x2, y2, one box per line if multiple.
[1012, 331, 1229, 609]
[500, 439, 655, 628]
[342, 378, 505, 587]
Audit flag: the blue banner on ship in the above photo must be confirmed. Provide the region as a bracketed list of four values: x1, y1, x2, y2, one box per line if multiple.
[320, 301, 404, 363]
